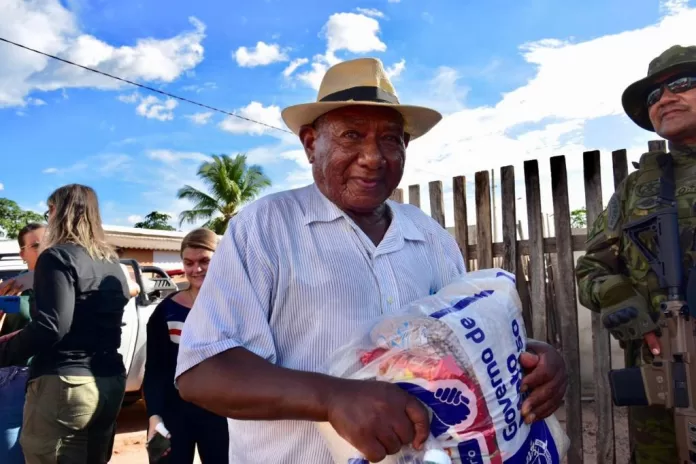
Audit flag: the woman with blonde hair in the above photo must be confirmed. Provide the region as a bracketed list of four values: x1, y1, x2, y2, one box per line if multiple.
[0, 184, 130, 464]
[144, 227, 229, 463]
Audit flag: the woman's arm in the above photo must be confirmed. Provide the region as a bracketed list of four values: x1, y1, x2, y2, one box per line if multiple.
[143, 303, 175, 420]
[0, 250, 76, 367]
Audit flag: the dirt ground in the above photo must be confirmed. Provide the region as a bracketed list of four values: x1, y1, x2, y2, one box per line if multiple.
[555, 401, 630, 464]
[110, 400, 201, 464]
[111, 400, 628, 463]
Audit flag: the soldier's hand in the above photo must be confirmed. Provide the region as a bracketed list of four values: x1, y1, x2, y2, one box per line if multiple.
[598, 276, 657, 343]
[644, 332, 661, 356]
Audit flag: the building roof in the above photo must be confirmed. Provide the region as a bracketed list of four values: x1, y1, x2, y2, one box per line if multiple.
[103, 225, 187, 251]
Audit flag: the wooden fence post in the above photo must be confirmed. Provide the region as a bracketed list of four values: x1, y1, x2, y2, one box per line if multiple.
[523, 160, 548, 341]
[500, 166, 533, 334]
[429, 181, 445, 228]
[550, 155, 584, 464]
[389, 188, 403, 203]
[500, 166, 517, 273]
[648, 139, 667, 152]
[611, 148, 631, 456]
[475, 171, 493, 268]
[453, 176, 469, 262]
[612, 149, 628, 188]
[409, 184, 421, 208]
[584, 150, 615, 464]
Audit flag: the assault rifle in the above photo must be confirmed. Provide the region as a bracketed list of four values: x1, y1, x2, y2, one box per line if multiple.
[608, 153, 696, 463]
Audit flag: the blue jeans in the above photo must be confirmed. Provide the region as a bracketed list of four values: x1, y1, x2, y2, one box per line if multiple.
[0, 366, 28, 464]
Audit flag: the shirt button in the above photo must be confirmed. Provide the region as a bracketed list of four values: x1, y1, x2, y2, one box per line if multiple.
[387, 297, 394, 304]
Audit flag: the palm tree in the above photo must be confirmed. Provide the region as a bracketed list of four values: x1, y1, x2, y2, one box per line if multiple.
[177, 154, 272, 234]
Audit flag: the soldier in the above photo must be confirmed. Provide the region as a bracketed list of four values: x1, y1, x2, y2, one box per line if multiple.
[576, 44, 696, 463]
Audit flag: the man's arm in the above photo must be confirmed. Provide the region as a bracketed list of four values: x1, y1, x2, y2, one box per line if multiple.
[575, 202, 624, 312]
[576, 184, 659, 346]
[178, 347, 339, 421]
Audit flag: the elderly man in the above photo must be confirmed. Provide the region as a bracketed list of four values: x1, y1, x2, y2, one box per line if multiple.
[576, 45, 696, 463]
[176, 57, 567, 463]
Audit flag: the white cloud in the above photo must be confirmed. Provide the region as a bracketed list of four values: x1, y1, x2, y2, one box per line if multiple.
[422, 12, 434, 24]
[234, 42, 289, 67]
[180, 82, 217, 93]
[218, 101, 286, 136]
[408, 66, 469, 113]
[0, 0, 205, 107]
[283, 58, 309, 77]
[385, 59, 406, 79]
[41, 162, 88, 175]
[118, 92, 139, 104]
[0, 182, 4, 191]
[146, 150, 210, 163]
[247, 0, 696, 235]
[356, 8, 384, 18]
[28, 98, 46, 106]
[297, 60, 330, 90]
[127, 215, 143, 224]
[323, 12, 386, 64]
[185, 111, 213, 125]
[130, 95, 178, 121]
[392, 2, 696, 231]
[387, 0, 401, 3]
[294, 11, 392, 90]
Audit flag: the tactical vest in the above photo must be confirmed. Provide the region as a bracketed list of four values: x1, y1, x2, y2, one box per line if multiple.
[616, 145, 696, 312]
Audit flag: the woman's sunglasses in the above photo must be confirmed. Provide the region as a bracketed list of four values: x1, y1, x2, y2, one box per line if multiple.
[647, 75, 696, 107]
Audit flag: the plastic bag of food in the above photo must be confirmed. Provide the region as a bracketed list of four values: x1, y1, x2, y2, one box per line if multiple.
[316, 268, 570, 463]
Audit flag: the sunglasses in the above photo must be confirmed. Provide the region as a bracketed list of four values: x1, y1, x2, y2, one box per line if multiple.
[647, 75, 696, 107]
[20, 242, 40, 251]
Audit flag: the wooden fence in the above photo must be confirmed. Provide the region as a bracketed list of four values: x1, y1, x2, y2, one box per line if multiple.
[389, 140, 667, 464]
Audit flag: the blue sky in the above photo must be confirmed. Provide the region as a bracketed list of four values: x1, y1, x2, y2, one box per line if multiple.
[1, 0, 695, 233]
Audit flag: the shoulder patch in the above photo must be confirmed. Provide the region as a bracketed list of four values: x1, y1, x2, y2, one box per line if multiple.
[607, 193, 621, 231]
[634, 197, 659, 210]
[636, 179, 660, 198]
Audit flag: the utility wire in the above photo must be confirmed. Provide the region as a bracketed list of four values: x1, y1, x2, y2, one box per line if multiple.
[1, 36, 457, 181]
[0, 36, 293, 134]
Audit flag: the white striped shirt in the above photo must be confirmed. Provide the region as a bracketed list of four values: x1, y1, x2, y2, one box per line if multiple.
[175, 183, 467, 463]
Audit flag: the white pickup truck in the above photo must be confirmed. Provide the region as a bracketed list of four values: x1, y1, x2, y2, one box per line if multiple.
[0, 253, 179, 406]
[118, 259, 180, 405]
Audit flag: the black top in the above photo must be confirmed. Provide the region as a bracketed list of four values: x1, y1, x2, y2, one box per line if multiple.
[0, 243, 129, 380]
[143, 294, 192, 418]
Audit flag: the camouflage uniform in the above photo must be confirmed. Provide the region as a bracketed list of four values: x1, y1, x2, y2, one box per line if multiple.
[576, 143, 696, 463]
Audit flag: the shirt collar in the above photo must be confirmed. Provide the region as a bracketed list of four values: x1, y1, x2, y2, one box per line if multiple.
[668, 141, 696, 156]
[302, 183, 425, 242]
[302, 183, 345, 225]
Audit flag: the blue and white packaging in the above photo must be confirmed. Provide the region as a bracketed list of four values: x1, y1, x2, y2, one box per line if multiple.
[316, 268, 570, 464]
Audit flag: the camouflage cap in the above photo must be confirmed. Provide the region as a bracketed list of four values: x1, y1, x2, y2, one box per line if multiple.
[622, 45, 696, 132]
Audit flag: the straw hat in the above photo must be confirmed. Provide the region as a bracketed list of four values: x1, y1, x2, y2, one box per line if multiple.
[281, 58, 442, 140]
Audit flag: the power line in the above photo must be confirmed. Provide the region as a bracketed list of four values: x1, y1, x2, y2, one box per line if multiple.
[0, 36, 293, 134]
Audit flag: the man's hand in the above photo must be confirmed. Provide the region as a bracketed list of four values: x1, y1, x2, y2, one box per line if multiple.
[0, 279, 23, 296]
[519, 341, 567, 424]
[644, 332, 661, 356]
[326, 379, 430, 463]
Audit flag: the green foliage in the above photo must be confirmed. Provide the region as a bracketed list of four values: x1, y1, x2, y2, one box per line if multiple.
[133, 211, 176, 231]
[177, 154, 272, 235]
[0, 198, 45, 239]
[570, 207, 587, 228]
